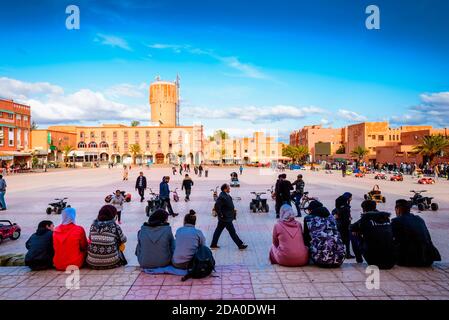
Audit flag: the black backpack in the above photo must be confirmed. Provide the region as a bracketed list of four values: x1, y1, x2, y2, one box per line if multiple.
[182, 245, 216, 281]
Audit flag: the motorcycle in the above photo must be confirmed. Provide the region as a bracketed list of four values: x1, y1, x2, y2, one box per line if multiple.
[249, 192, 269, 213]
[145, 188, 166, 217]
[46, 198, 69, 215]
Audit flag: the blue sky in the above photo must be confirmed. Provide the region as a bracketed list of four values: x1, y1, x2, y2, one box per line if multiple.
[0, 0, 448, 140]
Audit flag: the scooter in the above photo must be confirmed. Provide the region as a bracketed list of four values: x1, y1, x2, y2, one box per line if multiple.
[249, 192, 269, 213]
[46, 198, 69, 215]
[145, 188, 166, 217]
[409, 190, 438, 211]
[210, 186, 219, 201]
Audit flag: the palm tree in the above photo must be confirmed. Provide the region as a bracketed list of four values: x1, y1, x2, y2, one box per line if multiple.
[130, 121, 140, 127]
[283, 145, 309, 163]
[129, 143, 142, 165]
[62, 145, 74, 167]
[350, 146, 369, 162]
[414, 135, 449, 165]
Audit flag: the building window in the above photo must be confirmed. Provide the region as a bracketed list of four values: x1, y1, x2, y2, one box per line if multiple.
[16, 114, 22, 121]
[88, 142, 97, 148]
[0, 112, 3, 117]
[113, 131, 117, 139]
[124, 131, 128, 139]
[157, 131, 161, 138]
[8, 128, 14, 146]
[124, 142, 128, 149]
[0, 127, 3, 146]
[372, 135, 376, 139]
[135, 131, 139, 138]
[397, 135, 399, 140]
[24, 115, 28, 122]
[80, 131, 85, 139]
[24, 130, 29, 147]
[17, 128, 21, 147]
[112, 142, 117, 149]
[145, 130, 150, 138]
[8, 113, 13, 120]
[101, 131, 106, 139]
[378, 135, 384, 141]
[78, 142, 87, 148]
[90, 131, 95, 139]
[99, 141, 109, 148]
[146, 143, 150, 149]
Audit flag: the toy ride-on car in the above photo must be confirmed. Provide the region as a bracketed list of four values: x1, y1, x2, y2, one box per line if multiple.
[418, 177, 435, 185]
[46, 197, 69, 215]
[409, 190, 438, 211]
[375, 172, 387, 180]
[390, 173, 404, 181]
[0, 220, 21, 244]
[249, 192, 269, 213]
[354, 172, 365, 178]
[364, 185, 386, 203]
[230, 172, 240, 187]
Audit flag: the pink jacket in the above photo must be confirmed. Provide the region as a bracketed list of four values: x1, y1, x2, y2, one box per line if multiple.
[270, 220, 309, 267]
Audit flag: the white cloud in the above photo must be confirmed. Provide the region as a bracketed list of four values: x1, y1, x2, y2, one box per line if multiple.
[147, 43, 269, 79]
[337, 109, 367, 122]
[390, 92, 449, 127]
[95, 33, 132, 51]
[105, 83, 148, 99]
[182, 105, 324, 123]
[0, 77, 63, 100]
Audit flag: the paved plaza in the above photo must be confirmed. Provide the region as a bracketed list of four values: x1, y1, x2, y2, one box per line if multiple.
[1, 167, 449, 300]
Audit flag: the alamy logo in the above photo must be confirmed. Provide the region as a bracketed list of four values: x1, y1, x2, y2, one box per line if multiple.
[65, 265, 80, 290]
[365, 5, 380, 30]
[365, 265, 380, 290]
[66, 5, 80, 30]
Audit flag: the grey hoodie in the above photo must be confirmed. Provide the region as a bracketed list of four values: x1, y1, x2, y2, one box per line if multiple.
[135, 224, 175, 268]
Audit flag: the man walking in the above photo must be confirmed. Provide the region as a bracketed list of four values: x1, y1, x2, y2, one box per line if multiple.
[0, 175, 6, 210]
[198, 164, 203, 177]
[211, 184, 248, 250]
[341, 162, 347, 178]
[135, 171, 147, 202]
[181, 174, 194, 201]
[292, 174, 305, 217]
[159, 176, 178, 217]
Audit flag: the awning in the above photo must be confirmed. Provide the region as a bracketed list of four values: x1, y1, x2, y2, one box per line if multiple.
[0, 151, 32, 157]
[69, 151, 99, 157]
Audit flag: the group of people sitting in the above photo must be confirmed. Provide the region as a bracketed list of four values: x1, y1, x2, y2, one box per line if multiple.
[19, 189, 442, 272]
[23, 205, 205, 272]
[270, 199, 441, 269]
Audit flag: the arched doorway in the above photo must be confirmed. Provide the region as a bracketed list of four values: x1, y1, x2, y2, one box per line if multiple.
[195, 151, 203, 165]
[155, 153, 164, 164]
[112, 154, 121, 164]
[166, 153, 177, 165]
[122, 154, 132, 165]
[100, 153, 109, 162]
[188, 153, 194, 164]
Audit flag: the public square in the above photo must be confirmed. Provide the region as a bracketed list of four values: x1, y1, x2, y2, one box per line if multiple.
[0, 167, 449, 300]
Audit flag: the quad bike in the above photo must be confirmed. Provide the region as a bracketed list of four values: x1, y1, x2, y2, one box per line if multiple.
[249, 192, 269, 213]
[409, 190, 438, 211]
[364, 185, 386, 203]
[46, 198, 69, 215]
[210, 186, 219, 202]
[145, 188, 166, 217]
[0, 220, 21, 244]
[418, 177, 436, 185]
[172, 188, 180, 202]
[390, 173, 404, 182]
[230, 172, 240, 187]
[375, 172, 387, 180]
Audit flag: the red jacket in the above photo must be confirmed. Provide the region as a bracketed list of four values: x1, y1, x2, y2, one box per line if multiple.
[53, 223, 88, 271]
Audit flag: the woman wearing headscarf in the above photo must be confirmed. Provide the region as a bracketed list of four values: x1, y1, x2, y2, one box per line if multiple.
[86, 205, 127, 269]
[135, 209, 175, 268]
[269, 204, 309, 267]
[333, 192, 354, 259]
[53, 207, 88, 271]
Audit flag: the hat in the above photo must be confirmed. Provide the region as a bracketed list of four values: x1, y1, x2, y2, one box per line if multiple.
[305, 200, 323, 211]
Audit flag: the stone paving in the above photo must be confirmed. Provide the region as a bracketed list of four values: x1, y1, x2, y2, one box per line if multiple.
[1, 166, 449, 300]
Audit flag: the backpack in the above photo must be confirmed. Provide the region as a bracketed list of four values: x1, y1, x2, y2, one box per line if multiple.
[182, 245, 215, 281]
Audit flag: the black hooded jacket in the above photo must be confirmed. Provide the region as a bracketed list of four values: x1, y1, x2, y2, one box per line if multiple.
[25, 228, 54, 270]
[351, 211, 396, 269]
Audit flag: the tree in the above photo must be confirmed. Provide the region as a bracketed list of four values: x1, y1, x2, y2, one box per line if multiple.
[282, 145, 309, 163]
[62, 145, 74, 167]
[336, 145, 345, 154]
[214, 130, 229, 140]
[129, 143, 142, 165]
[350, 146, 369, 162]
[130, 121, 140, 127]
[414, 135, 449, 165]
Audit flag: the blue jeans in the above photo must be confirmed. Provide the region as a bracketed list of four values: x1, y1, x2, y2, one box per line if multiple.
[293, 193, 303, 216]
[0, 191, 6, 209]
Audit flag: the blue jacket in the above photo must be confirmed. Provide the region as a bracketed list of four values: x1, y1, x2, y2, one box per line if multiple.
[159, 180, 170, 199]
